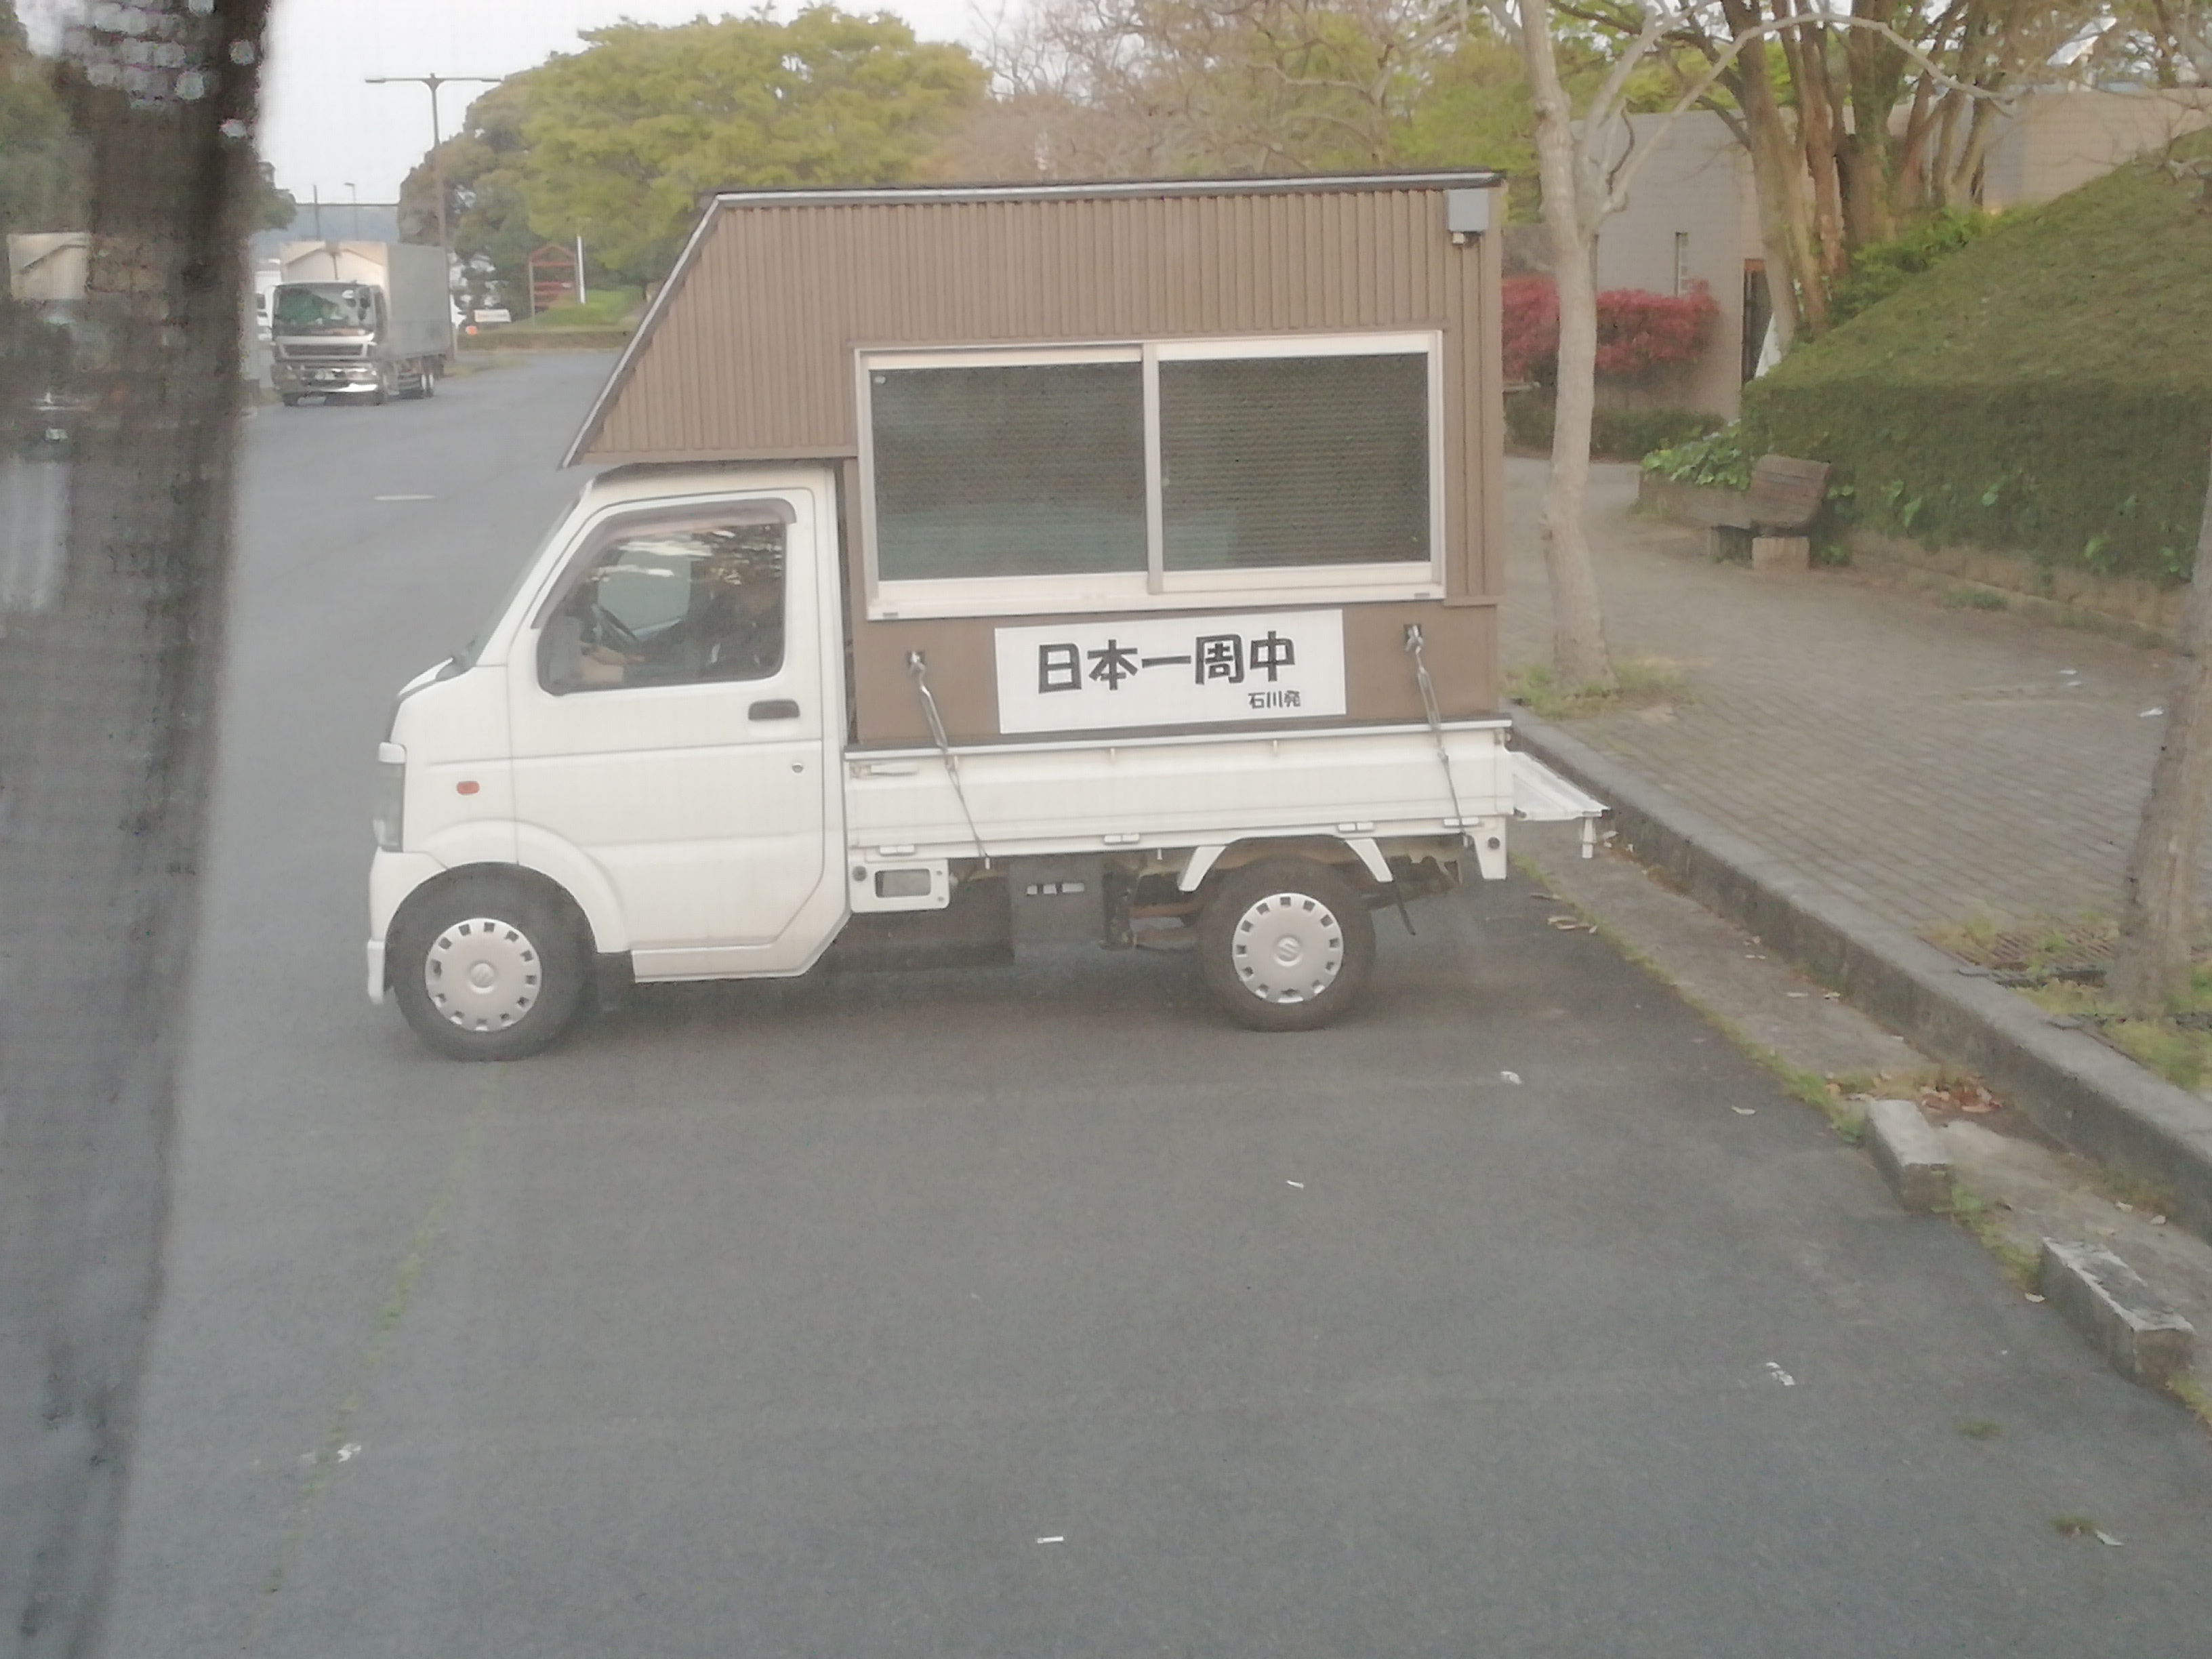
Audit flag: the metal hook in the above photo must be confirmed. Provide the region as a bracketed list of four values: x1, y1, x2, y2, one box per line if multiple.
[907, 651, 989, 865]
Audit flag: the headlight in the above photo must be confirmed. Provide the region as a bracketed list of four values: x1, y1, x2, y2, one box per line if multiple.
[373, 744, 405, 851]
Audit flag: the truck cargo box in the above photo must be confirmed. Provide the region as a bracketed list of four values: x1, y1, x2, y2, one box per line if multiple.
[565, 172, 1509, 747]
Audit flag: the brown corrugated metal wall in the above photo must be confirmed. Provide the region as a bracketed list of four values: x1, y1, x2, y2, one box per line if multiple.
[574, 180, 1507, 740]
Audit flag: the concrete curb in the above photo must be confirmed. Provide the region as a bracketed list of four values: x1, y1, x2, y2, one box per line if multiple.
[1864, 1099, 1952, 1212]
[2038, 1239, 2195, 1388]
[1511, 712, 2212, 1240]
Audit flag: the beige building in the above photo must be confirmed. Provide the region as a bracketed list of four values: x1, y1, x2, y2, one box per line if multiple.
[1979, 85, 2212, 208]
[1590, 112, 1763, 420]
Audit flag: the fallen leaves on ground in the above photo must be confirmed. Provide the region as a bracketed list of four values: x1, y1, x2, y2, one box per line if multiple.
[1917, 1077, 2004, 1115]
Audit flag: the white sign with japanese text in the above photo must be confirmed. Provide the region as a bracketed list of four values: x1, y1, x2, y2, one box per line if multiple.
[994, 610, 1347, 735]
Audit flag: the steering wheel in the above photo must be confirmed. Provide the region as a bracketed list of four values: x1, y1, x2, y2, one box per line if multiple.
[588, 604, 644, 657]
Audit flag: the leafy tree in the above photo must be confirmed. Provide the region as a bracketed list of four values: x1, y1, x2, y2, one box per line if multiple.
[507, 8, 986, 287]
[402, 77, 540, 311]
[958, 0, 1551, 182]
[0, 1, 83, 241]
[1559, 0, 2156, 346]
[0, 4, 279, 248]
[247, 159, 296, 232]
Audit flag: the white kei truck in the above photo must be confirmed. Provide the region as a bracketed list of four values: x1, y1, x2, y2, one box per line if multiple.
[367, 171, 1603, 1059]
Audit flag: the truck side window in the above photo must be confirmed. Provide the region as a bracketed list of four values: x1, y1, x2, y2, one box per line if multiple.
[540, 519, 787, 693]
[859, 335, 1440, 619]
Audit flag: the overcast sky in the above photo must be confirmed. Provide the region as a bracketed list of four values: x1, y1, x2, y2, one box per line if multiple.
[99, 0, 1002, 205]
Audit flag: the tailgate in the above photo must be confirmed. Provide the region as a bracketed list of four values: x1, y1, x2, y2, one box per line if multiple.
[1510, 750, 1607, 855]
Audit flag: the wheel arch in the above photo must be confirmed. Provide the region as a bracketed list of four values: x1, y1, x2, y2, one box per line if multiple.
[1178, 835, 1388, 901]
[386, 862, 597, 978]
[508, 826, 632, 951]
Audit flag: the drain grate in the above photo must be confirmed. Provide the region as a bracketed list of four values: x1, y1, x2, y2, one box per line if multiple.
[1931, 918, 2212, 989]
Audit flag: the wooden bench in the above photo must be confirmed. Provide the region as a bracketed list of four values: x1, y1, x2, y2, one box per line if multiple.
[1687, 454, 1830, 569]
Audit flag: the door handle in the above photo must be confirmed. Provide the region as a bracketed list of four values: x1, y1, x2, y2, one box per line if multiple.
[749, 699, 801, 721]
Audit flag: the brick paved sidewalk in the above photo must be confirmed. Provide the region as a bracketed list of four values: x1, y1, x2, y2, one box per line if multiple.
[1498, 457, 2186, 942]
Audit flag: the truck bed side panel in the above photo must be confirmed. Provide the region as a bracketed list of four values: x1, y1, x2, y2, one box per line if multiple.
[843, 723, 1508, 859]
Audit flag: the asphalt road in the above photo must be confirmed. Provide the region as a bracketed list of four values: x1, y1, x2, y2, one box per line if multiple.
[98, 356, 2212, 1658]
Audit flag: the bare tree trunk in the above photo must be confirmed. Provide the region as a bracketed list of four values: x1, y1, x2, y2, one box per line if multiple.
[1933, 87, 1975, 207]
[1786, 7, 1851, 287]
[0, 5, 268, 1654]
[1945, 89, 2001, 206]
[1893, 71, 1942, 214]
[2111, 442, 2212, 1015]
[1718, 0, 1824, 342]
[1839, 4, 1906, 246]
[1513, 0, 1615, 690]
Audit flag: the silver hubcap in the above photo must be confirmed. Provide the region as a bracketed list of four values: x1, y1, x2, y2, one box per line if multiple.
[424, 916, 541, 1031]
[1229, 890, 1345, 1004]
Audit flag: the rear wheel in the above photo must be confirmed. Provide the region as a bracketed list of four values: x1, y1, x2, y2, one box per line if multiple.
[279, 394, 302, 407]
[1197, 857, 1375, 1031]
[417, 361, 437, 398]
[390, 877, 588, 1061]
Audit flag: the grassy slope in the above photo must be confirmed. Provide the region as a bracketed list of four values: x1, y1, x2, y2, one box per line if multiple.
[1783, 161, 2212, 393]
[1745, 145, 2212, 579]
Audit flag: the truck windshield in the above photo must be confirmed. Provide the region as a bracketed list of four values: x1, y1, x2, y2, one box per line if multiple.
[272, 283, 380, 333]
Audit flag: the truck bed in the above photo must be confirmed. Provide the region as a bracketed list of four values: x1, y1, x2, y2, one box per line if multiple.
[842, 718, 1574, 872]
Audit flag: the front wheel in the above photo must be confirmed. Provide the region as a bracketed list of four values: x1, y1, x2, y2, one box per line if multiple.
[389, 878, 588, 1060]
[1197, 857, 1376, 1031]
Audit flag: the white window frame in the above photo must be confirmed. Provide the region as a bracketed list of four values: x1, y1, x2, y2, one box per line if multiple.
[857, 331, 1445, 621]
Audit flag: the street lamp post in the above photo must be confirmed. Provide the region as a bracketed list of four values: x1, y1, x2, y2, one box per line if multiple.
[365, 73, 501, 350]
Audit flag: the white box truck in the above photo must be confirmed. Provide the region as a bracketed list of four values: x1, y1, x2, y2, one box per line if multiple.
[365, 173, 1604, 1059]
[270, 241, 448, 406]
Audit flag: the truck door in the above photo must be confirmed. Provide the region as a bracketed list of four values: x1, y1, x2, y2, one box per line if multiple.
[506, 493, 828, 950]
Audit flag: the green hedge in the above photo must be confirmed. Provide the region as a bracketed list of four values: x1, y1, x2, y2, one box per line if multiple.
[1506, 392, 1723, 461]
[1745, 382, 2211, 581]
[1742, 149, 2212, 584]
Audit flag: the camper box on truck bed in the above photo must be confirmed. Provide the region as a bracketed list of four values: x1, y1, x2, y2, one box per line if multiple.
[366, 172, 1604, 1059]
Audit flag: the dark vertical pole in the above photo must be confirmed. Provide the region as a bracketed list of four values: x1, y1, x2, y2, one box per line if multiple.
[0, 4, 270, 1654]
[430, 79, 452, 354]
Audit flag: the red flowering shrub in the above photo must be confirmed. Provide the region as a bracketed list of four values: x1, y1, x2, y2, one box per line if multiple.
[1499, 277, 1718, 384]
[1595, 281, 1719, 377]
[1501, 275, 1559, 384]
